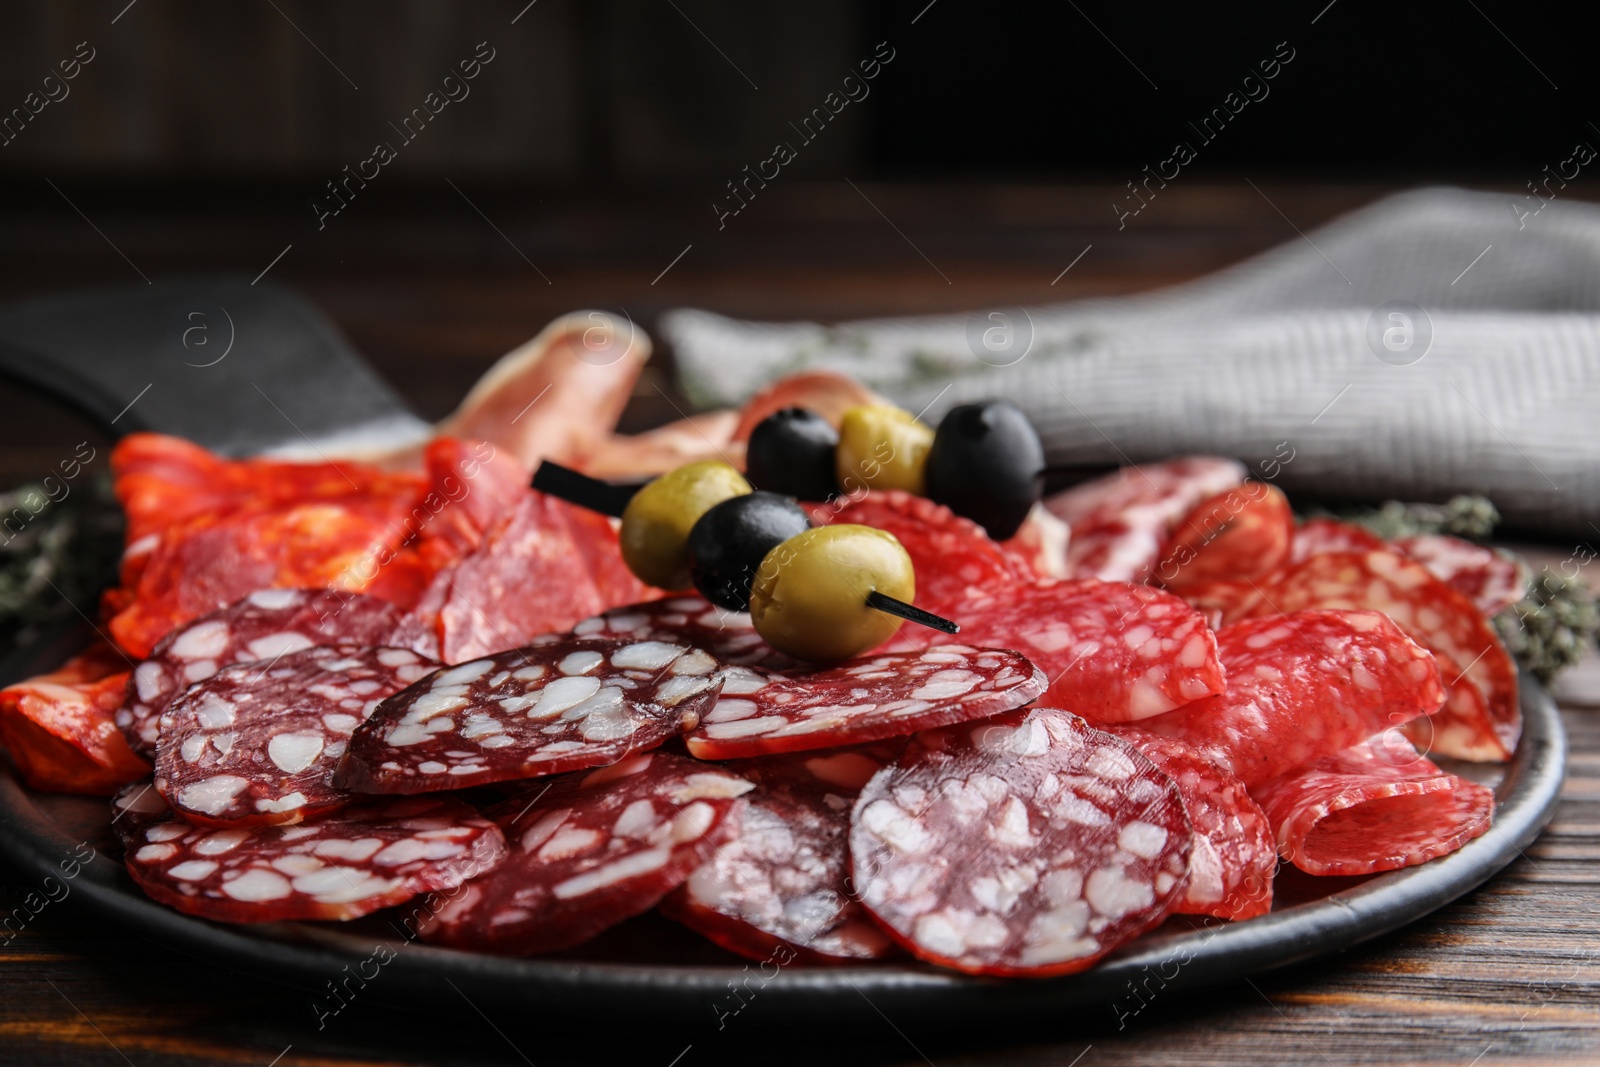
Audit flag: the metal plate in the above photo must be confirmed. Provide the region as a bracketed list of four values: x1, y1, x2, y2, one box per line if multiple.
[0, 625, 1565, 1035]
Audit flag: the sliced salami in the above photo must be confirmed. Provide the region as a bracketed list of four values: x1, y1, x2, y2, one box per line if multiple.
[336, 635, 724, 794]
[1111, 729, 1275, 920]
[1395, 534, 1528, 617]
[155, 645, 437, 826]
[422, 752, 752, 955]
[1139, 610, 1446, 787]
[1172, 578, 1264, 629]
[1046, 457, 1247, 582]
[661, 747, 899, 963]
[684, 646, 1047, 760]
[119, 589, 407, 758]
[1250, 550, 1520, 761]
[850, 707, 1190, 977]
[574, 596, 795, 671]
[1000, 504, 1072, 579]
[1290, 518, 1385, 563]
[947, 579, 1224, 723]
[1251, 730, 1495, 876]
[118, 789, 506, 923]
[1155, 483, 1294, 590]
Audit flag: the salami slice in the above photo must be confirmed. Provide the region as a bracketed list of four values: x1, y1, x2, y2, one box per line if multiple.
[118, 788, 506, 923]
[1111, 729, 1275, 920]
[1290, 518, 1385, 563]
[1249, 550, 1520, 761]
[1172, 578, 1264, 629]
[155, 646, 437, 826]
[684, 646, 1047, 761]
[1251, 730, 1495, 876]
[1155, 483, 1294, 590]
[1395, 535, 1528, 618]
[948, 579, 1224, 723]
[1139, 610, 1447, 787]
[422, 752, 752, 955]
[813, 490, 1030, 619]
[119, 589, 406, 758]
[575, 595, 797, 670]
[661, 747, 899, 963]
[0, 656, 147, 796]
[1046, 457, 1247, 582]
[336, 635, 724, 794]
[850, 707, 1190, 977]
[1000, 504, 1072, 579]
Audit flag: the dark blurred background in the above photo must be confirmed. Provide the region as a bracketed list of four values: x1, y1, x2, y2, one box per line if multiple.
[0, 0, 1595, 457]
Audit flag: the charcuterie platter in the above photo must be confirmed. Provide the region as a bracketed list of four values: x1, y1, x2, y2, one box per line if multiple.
[0, 282, 1569, 1029]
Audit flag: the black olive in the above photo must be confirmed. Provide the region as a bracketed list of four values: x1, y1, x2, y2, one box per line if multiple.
[745, 407, 840, 502]
[924, 400, 1044, 541]
[688, 491, 813, 611]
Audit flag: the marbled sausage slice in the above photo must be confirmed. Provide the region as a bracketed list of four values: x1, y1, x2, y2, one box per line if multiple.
[155, 645, 438, 826]
[117, 787, 506, 923]
[120, 589, 406, 757]
[850, 707, 1191, 977]
[421, 752, 752, 955]
[684, 646, 1047, 761]
[336, 635, 724, 793]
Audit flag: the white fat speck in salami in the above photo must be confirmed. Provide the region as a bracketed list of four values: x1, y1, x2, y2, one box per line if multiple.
[154, 645, 437, 827]
[117, 589, 406, 758]
[683, 646, 1046, 761]
[849, 707, 1190, 977]
[420, 752, 750, 955]
[115, 785, 506, 923]
[335, 636, 725, 794]
[575, 597, 799, 670]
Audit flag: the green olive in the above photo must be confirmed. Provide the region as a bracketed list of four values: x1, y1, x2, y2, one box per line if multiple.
[748, 524, 915, 663]
[620, 460, 751, 590]
[835, 404, 934, 496]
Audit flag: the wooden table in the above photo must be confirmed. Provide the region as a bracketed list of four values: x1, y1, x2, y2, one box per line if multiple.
[2, 181, 1598, 1066]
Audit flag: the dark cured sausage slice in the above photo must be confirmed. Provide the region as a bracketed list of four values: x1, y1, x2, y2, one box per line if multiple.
[118, 788, 506, 923]
[850, 707, 1190, 977]
[946, 579, 1224, 723]
[661, 748, 899, 963]
[1251, 730, 1495, 876]
[155, 646, 438, 826]
[336, 635, 724, 794]
[1139, 610, 1447, 788]
[684, 646, 1047, 761]
[421, 752, 752, 955]
[574, 595, 796, 671]
[1248, 550, 1519, 761]
[1111, 729, 1275, 920]
[120, 589, 406, 758]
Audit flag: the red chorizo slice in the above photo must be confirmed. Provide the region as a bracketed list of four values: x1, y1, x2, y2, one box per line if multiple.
[1138, 610, 1447, 787]
[421, 752, 752, 955]
[117, 788, 506, 923]
[849, 707, 1190, 977]
[1251, 730, 1495, 876]
[120, 589, 406, 758]
[684, 646, 1047, 761]
[661, 747, 899, 963]
[336, 635, 724, 794]
[155, 646, 437, 826]
[1155, 483, 1295, 590]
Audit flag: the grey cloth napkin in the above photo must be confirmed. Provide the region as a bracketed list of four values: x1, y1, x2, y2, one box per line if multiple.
[661, 187, 1600, 539]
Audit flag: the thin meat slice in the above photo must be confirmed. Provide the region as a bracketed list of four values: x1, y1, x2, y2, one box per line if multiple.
[0, 650, 147, 796]
[1139, 610, 1446, 787]
[948, 579, 1224, 723]
[1172, 579, 1265, 629]
[850, 707, 1190, 977]
[1000, 504, 1072, 580]
[574, 596, 796, 671]
[685, 646, 1047, 761]
[421, 752, 752, 955]
[118, 788, 506, 923]
[1155, 483, 1294, 590]
[337, 635, 724, 794]
[155, 645, 437, 826]
[1251, 550, 1520, 761]
[119, 588, 406, 758]
[1395, 534, 1528, 618]
[1112, 729, 1275, 920]
[1251, 731, 1495, 876]
[662, 747, 899, 963]
[1290, 518, 1385, 562]
[729, 370, 885, 444]
[1047, 457, 1247, 582]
